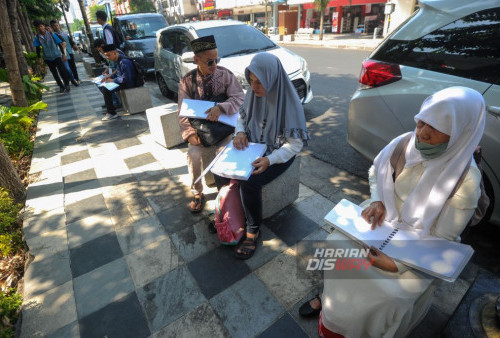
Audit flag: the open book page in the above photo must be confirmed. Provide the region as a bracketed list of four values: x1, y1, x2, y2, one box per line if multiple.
[382, 230, 474, 282]
[210, 142, 267, 180]
[101, 82, 119, 91]
[179, 98, 238, 127]
[324, 199, 395, 249]
[92, 75, 104, 84]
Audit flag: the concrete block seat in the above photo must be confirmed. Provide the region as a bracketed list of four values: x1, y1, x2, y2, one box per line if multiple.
[262, 156, 300, 219]
[119, 86, 153, 115]
[146, 103, 184, 149]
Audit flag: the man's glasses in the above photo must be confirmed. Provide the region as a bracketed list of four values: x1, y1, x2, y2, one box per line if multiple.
[206, 57, 220, 66]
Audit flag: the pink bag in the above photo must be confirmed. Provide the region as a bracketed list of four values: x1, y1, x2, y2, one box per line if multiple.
[214, 180, 246, 245]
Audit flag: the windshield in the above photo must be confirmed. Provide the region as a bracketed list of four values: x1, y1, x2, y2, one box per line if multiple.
[197, 24, 277, 58]
[119, 16, 167, 40]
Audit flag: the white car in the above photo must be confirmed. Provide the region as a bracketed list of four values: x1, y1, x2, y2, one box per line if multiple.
[347, 0, 500, 224]
[154, 20, 313, 103]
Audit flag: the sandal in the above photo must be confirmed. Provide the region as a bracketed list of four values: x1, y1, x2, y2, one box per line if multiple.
[190, 194, 205, 213]
[235, 232, 259, 260]
[299, 294, 322, 318]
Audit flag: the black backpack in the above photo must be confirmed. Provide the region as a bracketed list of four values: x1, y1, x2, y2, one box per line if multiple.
[123, 57, 145, 87]
[104, 25, 123, 49]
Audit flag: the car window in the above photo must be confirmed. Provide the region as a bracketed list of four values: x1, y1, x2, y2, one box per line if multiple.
[119, 16, 168, 40]
[372, 7, 500, 85]
[176, 33, 192, 56]
[161, 32, 176, 53]
[196, 25, 276, 58]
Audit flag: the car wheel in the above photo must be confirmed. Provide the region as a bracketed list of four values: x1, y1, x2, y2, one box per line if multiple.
[157, 73, 175, 100]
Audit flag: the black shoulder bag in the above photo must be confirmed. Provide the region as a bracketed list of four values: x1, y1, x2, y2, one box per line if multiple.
[188, 70, 235, 147]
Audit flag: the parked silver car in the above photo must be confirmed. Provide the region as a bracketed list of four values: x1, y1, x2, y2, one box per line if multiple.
[347, 0, 500, 224]
[154, 20, 313, 103]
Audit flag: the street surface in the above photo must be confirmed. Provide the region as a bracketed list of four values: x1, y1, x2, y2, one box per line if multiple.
[146, 45, 373, 178]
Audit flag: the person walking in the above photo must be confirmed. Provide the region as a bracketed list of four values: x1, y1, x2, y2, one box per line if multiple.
[96, 11, 121, 49]
[50, 20, 81, 86]
[33, 20, 71, 93]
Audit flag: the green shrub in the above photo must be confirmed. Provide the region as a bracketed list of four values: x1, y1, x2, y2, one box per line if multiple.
[0, 189, 22, 257]
[22, 76, 49, 105]
[0, 289, 22, 338]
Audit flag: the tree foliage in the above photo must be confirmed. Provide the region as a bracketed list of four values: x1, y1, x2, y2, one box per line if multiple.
[89, 4, 106, 22]
[71, 18, 84, 32]
[314, 0, 329, 40]
[129, 0, 155, 13]
[20, 0, 62, 25]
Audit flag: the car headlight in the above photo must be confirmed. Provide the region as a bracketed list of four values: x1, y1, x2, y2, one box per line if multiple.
[300, 58, 308, 74]
[127, 50, 144, 58]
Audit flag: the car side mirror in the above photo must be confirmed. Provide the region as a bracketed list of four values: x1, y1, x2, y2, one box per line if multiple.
[181, 51, 195, 63]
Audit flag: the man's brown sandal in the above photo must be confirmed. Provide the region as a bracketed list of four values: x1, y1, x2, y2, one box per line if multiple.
[190, 194, 205, 213]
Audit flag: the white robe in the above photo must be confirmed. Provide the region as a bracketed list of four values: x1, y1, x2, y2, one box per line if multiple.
[321, 162, 481, 338]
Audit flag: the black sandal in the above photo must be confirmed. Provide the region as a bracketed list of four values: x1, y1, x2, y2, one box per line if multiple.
[235, 232, 259, 260]
[299, 294, 322, 318]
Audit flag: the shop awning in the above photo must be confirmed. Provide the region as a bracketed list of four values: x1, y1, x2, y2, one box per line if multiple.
[301, 0, 387, 9]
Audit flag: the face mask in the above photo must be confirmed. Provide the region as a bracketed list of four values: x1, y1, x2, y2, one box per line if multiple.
[414, 138, 448, 159]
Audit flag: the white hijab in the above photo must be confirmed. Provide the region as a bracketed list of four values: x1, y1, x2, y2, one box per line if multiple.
[373, 86, 486, 235]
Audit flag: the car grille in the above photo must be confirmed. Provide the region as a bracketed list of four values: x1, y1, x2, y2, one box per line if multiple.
[292, 79, 307, 100]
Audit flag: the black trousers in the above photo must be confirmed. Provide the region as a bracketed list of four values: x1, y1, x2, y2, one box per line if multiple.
[102, 84, 125, 115]
[239, 156, 295, 234]
[45, 58, 70, 88]
[67, 56, 79, 81]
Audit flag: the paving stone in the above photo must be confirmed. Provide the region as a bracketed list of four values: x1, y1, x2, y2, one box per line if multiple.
[69, 232, 123, 278]
[210, 273, 284, 338]
[432, 278, 471, 316]
[115, 136, 143, 150]
[187, 246, 251, 299]
[152, 302, 230, 338]
[257, 313, 309, 338]
[296, 183, 317, 204]
[67, 210, 115, 248]
[60, 149, 90, 165]
[126, 238, 182, 287]
[116, 215, 168, 255]
[46, 320, 79, 338]
[137, 265, 206, 332]
[29, 151, 61, 174]
[58, 114, 78, 123]
[157, 204, 205, 234]
[170, 219, 221, 263]
[103, 178, 155, 230]
[293, 194, 335, 226]
[20, 281, 77, 337]
[63, 168, 98, 191]
[79, 292, 150, 338]
[25, 227, 68, 257]
[73, 257, 135, 318]
[56, 107, 76, 115]
[138, 172, 191, 213]
[65, 193, 108, 224]
[24, 251, 72, 299]
[408, 304, 449, 338]
[255, 248, 322, 310]
[124, 152, 157, 170]
[61, 158, 94, 178]
[264, 206, 319, 246]
[63, 179, 103, 206]
[244, 225, 288, 271]
[23, 207, 66, 240]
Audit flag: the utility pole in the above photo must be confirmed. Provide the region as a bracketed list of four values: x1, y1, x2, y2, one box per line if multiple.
[264, 0, 268, 34]
[59, 0, 72, 36]
[77, 0, 100, 62]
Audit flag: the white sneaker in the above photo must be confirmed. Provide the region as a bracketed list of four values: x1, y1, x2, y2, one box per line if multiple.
[101, 113, 118, 121]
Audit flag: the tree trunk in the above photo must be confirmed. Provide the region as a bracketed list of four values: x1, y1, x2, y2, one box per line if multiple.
[77, 0, 100, 63]
[0, 142, 25, 205]
[7, 0, 29, 77]
[319, 8, 324, 40]
[20, 4, 34, 48]
[60, 0, 72, 36]
[0, 0, 28, 107]
[17, 2, 34, 53]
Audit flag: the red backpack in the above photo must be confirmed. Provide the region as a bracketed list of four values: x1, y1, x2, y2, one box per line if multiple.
[214, 180, 246, 245]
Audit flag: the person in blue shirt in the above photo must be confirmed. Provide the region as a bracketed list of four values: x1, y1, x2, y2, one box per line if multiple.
[50, 20, 80, 85]
[100, 44, 139, 121]
[33, 20, 71, 93]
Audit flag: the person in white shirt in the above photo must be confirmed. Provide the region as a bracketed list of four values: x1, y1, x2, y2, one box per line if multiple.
[232, 53, 310, 259]
[96, 10, 120, 49]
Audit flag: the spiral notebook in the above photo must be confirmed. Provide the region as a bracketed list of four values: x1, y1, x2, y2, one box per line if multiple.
[324, 199, 474, 282]
[179, 98, 238, 127]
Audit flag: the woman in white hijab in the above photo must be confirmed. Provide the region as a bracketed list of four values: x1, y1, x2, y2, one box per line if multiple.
[300, 86, 485, 337]
[233, 53, 309, 260]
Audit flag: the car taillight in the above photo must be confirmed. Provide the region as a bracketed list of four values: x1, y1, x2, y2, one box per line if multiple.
[359, 59, 401, 89]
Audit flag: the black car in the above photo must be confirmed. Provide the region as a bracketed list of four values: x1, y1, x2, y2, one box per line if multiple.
[113, 13, 168, 73]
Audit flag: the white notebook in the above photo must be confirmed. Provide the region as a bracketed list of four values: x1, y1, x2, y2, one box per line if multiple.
[324, 199, 474, 282]
[179, 98, 238, 127]
[210, 142, 267, 180]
